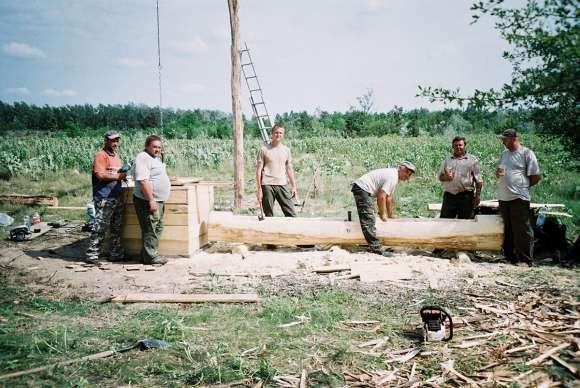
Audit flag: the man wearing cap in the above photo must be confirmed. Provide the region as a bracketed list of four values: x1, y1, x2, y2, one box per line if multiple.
[86, 130, 127, 265]
[496, 128, 541, 265]
[438, 136, 483, 219]
[351, 162, 415, 256]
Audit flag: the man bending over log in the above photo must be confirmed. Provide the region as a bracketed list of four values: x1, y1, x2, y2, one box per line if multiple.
[351, 162, 415, 256]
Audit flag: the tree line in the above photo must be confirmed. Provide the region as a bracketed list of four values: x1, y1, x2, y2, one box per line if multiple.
[0, 100, 541, 139]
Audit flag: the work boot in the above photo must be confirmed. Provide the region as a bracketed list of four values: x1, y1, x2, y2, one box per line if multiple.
[368, 247, 393, 257]
[146, 256, 168, 265]
[85, 257, 102, 266]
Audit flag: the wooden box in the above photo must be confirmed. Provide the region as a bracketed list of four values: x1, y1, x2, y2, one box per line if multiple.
[120, 183, 214, 257]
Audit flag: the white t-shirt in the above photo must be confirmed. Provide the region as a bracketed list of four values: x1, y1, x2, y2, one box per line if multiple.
[497, 146, 540, 202]
[354, 168, 398, 196]
[133, 151, 171, 202]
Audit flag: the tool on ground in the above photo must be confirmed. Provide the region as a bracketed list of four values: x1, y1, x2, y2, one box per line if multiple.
[0, 339, 170, 381]
[8, 215, 32, 242]
[240, 43, 273, 144]
[420, 306, 453, 342]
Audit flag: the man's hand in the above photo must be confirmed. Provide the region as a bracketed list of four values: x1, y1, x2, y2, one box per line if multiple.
[473, 194, 481, 207]
[290, 186, 297, 199]
[148, 199, 158, 213]
[118, 172, 127, 181]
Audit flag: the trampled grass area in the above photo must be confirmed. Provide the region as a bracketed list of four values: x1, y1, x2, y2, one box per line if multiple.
[1, 133, 578, 235]
[1, 267, 578, 387]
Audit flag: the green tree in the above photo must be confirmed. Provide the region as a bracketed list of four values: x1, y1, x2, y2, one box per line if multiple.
[418, 0, 579, 150]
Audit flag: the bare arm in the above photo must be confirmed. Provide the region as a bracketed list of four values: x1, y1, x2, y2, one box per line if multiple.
[529, 175, 541, 187]
[386, 194, 394, 218]
[138, 180, 157, 213]
[256, 157, 264, 202]
[377, 190, 393, 221]
[95, 171, 126, 181]
[286, 161, 297, 198]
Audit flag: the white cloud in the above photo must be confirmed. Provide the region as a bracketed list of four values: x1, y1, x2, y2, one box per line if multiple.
[2, 42, 46, 59]
[167, 36, 209, 55]
[115, 57, 149, 68]
[42, 88, 78, 97]
[4, 87, 30, 95]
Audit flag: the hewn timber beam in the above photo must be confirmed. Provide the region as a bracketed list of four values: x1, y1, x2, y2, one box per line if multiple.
[208, 211, 503, 251]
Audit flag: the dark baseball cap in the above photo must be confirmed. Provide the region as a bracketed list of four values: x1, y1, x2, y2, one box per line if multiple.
[498, 128, 518, 139]
[104, 130, 121, 140]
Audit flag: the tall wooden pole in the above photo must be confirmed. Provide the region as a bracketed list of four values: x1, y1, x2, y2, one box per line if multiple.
[228, 0, 244, 211]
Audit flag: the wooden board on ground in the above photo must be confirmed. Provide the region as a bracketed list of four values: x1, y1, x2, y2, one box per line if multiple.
[111, 293, 260, 303]
[208, 211, 503, 250]
[28, 222, 52, 240]
[0, 194, 58, 207]
[428, 200, 566, 211]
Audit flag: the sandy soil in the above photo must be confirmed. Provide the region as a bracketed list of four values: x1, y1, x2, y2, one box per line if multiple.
[0, 223, 513, 301]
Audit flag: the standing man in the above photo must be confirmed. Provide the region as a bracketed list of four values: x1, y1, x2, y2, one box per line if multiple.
[438, 136, 483, 219]
[256, 124, 298, 217]
[133, 135, 171, 265]
[496, 128, 541, 265]
[86, 130, 126, 265]
[351, 162, 415, 256]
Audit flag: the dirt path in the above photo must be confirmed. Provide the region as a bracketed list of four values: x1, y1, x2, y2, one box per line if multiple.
[0, 223, 516, 300]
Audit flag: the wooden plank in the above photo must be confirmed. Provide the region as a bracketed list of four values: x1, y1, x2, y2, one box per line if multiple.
[122, 187, 189, 205]
[0, 194, 58, 207]
[121, 225, 191, 241]
[110, 293, 260, 303]
[123, 212, 189, 226]
[122, 238, 191, 256]
[208, 212, 503, 250]
[428, 201, 566, 211]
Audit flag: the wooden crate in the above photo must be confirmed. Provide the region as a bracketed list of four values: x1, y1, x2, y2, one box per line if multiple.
[121, 183, 214, 257]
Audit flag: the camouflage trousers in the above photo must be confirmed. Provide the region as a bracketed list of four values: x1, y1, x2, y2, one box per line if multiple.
[86, 198, 124, 261]
[351, 184, 381, 251]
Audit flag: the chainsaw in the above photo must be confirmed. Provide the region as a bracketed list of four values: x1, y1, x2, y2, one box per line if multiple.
[420, 306, 453, 342]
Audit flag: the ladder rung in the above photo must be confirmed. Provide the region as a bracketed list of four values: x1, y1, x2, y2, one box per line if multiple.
[241, 63, 253, 67]
[246, 76, 257, 79]
[253, 101, 265, 105]
[249, 89, 261, 93]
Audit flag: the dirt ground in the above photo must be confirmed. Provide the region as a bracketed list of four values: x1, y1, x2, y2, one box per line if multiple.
[0, 221, 527, 301]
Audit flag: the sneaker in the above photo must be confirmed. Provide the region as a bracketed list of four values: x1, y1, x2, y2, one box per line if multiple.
[146, 256, 168, 265]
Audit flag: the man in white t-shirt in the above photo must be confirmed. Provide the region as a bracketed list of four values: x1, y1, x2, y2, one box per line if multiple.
[133, 135, 171, 265]
[351, 161, 415, 256]
[496, 128, 541, 265]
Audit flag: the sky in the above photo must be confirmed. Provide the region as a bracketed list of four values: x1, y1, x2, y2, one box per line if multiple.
[0, 0, 513, 117]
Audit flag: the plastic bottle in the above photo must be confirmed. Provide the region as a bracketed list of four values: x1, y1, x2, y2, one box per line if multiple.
[31, 212, 41, 225]
[23, 215, 30, 228]
[86, 202, 95, 224]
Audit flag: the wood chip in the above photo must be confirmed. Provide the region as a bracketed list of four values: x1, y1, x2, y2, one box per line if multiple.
[441, 360, 479, 386]
[124, 265, 141, 271]
[526, 343, 570, 366]
[385, 347, 421, 364]
[549, 354, 577, 376]
[312, 266, 351, 274]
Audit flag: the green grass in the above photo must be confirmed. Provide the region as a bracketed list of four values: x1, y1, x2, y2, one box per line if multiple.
[1, 134, 578, 235]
